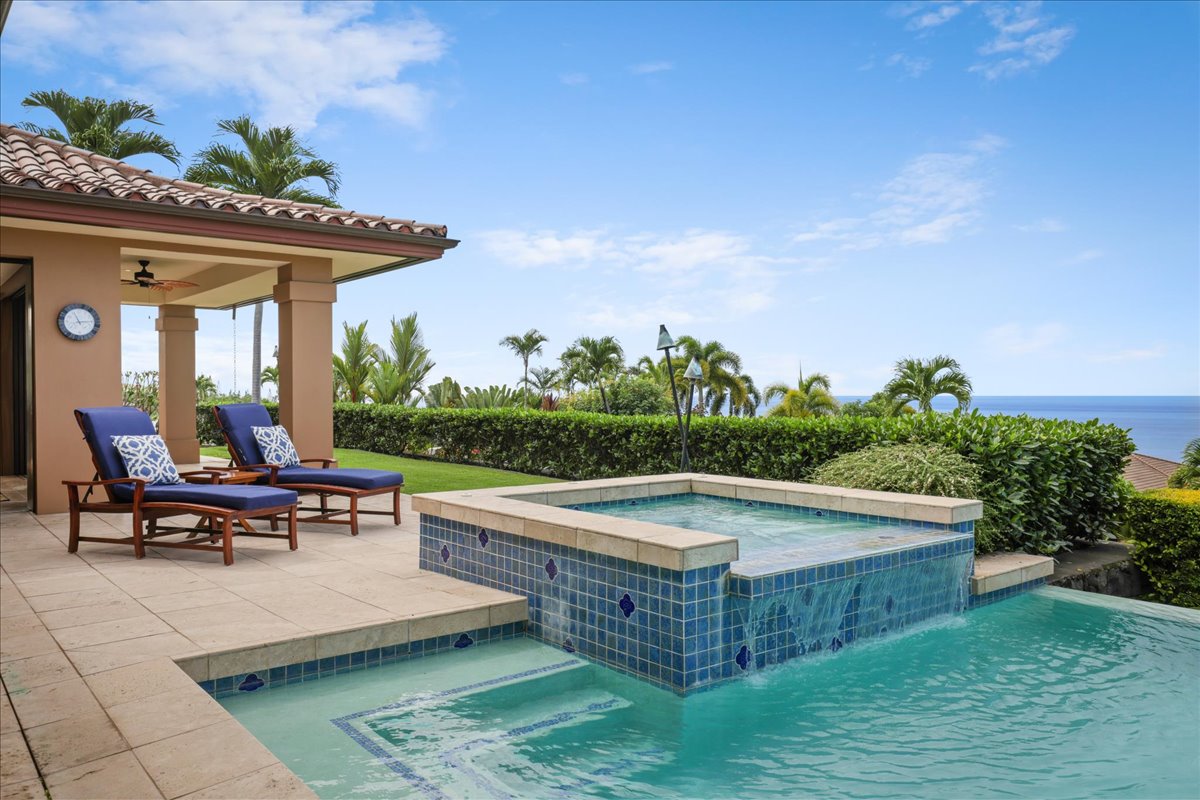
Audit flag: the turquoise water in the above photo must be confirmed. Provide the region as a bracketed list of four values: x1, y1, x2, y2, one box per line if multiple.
[221, 589, 1200, 799]
[577, 493, 923, 557]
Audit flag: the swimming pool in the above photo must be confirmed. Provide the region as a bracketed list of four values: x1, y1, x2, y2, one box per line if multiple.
[220, 588, 1200, 799]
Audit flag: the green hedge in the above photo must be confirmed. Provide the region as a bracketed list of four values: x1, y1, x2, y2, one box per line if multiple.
[197, 403, 1133, 553]
[1124, 489, 1200, 608]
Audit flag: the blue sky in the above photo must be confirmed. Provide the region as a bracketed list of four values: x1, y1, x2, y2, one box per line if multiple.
[2, 0, 1197, 396]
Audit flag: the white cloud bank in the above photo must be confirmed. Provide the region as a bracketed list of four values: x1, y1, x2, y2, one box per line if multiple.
[3, 0, 447, 131]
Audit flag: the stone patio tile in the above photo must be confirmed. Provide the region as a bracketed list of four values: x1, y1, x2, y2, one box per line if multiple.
[9, 677, 102, 729]
[137, 588, 240, 614]
[94, 563, 218, 599]
[45, 750, 164, 799]
[156, 601, 306, 650]
[0, 690, 19, 735]
[52, 615, 174, 650]
[0, 651, 76, 691]
[107, 686, 230, 748]
[9, 570, 113, 598]
[0, 731, 39, 786]
[0, 549, 89, 575]
[410, 606, 490, 640]
[222, 579, 390, 631]
[0, 589, 33, 619]
[25, 586, 130, 613]
[25, 709, 127, 775]
[134, 719, 278, 800]
[0, 778, 44, 800]
[84, 657, 199, 708]
[0, 618, 59, 663]
[65, 633, 201, 676]
[37, 598, 155, 630]
[179, 762, 317, 800]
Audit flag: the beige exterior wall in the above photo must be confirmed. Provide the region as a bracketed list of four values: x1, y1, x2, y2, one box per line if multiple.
[157, 305, 199, 463]
[1, 228, 122, 513]
[274, 258, 335, 460]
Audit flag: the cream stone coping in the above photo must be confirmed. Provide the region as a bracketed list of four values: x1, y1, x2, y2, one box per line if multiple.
[413, 473, 983, 571]
[971, 552, 1055, 595]
[0, 494, 528, 799]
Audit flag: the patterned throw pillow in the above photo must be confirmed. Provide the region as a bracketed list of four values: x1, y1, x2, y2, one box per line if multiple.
[110, 435, 183, 485]
[252, 425, 301, 467]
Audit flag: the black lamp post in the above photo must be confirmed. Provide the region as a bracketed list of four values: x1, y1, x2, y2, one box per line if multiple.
[657, 324, 690, 471]
[683, 357, 704, 449]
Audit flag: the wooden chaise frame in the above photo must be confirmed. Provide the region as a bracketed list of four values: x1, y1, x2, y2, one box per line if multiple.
[212, 408, 402, 537]
[67, 411, 298, 566]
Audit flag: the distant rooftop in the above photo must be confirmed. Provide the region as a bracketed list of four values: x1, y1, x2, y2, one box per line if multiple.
[1124, 453, 1181, 492]
[0, 124, 447, 238]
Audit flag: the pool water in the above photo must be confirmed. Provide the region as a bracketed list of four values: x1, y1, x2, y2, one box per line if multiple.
[221, 589, 1200, 799]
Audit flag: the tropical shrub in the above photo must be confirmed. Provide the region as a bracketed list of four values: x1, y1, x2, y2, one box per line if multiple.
[1168, 438, 1200, 489]
[563, 376, 673, 416]
[809, 443, 1000, 552]
[1123, 489, 1200, 608]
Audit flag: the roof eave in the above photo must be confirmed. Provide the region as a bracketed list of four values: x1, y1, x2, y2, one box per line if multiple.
[0, 184, 459, 257]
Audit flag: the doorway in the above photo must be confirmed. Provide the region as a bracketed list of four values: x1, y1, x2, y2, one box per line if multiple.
[1, 260, 32, 507]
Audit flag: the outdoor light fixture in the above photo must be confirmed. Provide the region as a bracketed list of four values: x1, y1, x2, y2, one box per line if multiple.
[657, 324, 690, 471]
[682, 356, 704, 461]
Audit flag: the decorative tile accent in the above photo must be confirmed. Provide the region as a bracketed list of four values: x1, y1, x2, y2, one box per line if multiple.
[735, 645, 750, 670]
[618, 593, 636, 619]
[440, 545, 450, 562]
[198, 622, 526, 699]
[478, 528, 489, 548]
[545, 558, 558, 581]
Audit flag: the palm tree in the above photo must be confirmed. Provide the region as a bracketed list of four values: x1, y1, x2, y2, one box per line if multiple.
[765, 368, 839, 418]
[366, 362, 404, 405]
[524, 366, 561, 405]
[332, 322, 378, 403]
[731, 374, 763, 417]
[561, 336, 624, 413]
[195, 374, 218, 402]
[632, 355, 674, 389]
[1168, 437, 1200, 489]
[19, 90, 181, 165]
[499, 329, 548, 403]
[424, 377, 464, 409]
[462, 385, 522, 409]
[185, 115, 341, 404]
[675, 336, 743, 416]
[260, 366, 280, 390]
[376, 313, 435, 405]
[883, 355, 973, 412]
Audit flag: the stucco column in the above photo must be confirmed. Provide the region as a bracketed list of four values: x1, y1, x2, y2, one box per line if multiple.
[274, 258, 335, 459]
[156, 305, 199, 463]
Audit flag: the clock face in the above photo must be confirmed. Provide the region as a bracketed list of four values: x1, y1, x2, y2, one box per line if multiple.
[58, 304, 100, 341]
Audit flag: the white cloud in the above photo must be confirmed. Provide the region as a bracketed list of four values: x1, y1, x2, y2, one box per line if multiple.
[476, 229, 617, 268]
[894, 1, 965, 31]
[3, 0, 447, 131]
[629, 61, 675, 75]
[886, 52, 932, 78]
[560, 72, 589, 86]
[971, 1, 1075, 79]
[1089, 345, 1168, 364]
[984, 322, 1067, 355]
[1064, 248, 1104, 265]
[795, 135, 1004, 251]
[1016, 217, 1067, 233]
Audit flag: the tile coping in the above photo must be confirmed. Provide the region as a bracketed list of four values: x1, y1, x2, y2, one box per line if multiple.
[413, 474, 983, 570]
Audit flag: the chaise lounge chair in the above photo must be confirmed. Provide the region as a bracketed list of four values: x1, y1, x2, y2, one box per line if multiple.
[69, 406, 299, 565]
[213, 403, 404, 536]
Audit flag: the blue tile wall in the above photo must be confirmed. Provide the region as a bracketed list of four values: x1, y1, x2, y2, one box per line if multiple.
[967, 577, 1047, 609]
[198, 622, 525, 699]
[420, 511, 975, 693]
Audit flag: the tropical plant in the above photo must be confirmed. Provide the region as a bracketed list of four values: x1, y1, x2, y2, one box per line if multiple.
[195, 374, 218, 402]
[561, 336, 625, 413]
[366, 361, 407, 405]
[524, 366, 561, 410]
[564, 375, 673, 416]
[332, 321, 378, 403]
[1168, 438, 1200, 489]
[883, 355, 973, 412]
[632, 355, 674, 389]
[675, 336, 744, 416]
[374, 313, 435, 405]
[840, 391, 914, 418]
[424, 377, 464, 409]
[462, 385, 521, 409]
[122, 371, 159, 419]
[260, 366, 279, 390]
[764, 369, 838, 418]
[185, 115, 341, 403]
[1124, 488, 1200, 607]
[19, 90, 181, 164]
[500, 328, 548, 404]
[730, 374, 762, 417]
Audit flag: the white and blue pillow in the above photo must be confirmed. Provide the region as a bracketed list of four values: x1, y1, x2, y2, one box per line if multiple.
[110, 434, 183, 485]
[252, 425, 301, 467]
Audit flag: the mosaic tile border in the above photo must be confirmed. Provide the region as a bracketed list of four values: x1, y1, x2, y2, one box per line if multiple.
[198, 622, 526, 699]
[968, 578, 1047, 608]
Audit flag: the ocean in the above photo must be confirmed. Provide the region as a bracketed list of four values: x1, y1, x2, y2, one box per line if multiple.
[836, 396, 1200, 461]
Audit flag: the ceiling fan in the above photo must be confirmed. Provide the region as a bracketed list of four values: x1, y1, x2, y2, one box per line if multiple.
[120, 259, 199, 292]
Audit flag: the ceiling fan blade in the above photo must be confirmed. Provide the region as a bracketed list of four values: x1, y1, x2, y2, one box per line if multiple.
[149, 279, 199, 292]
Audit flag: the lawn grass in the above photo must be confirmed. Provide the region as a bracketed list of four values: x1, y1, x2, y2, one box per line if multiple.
[198, 446, 562, 494]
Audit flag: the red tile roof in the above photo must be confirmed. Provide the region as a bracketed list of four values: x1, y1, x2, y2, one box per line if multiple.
[1123, 453, 1181, 492]
[0, 124, 447, 238]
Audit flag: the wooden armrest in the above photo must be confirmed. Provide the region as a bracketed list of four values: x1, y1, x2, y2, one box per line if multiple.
[62, 476, 146, 487]
[298, 458, 337, 468]
[235, 463, 281, 484]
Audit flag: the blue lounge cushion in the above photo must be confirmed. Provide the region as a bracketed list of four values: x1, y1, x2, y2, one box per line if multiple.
[214, 403, 274, 465]
[110, 434, 183, 485]
[274, 466, 404, 491]
[76, 406, 158, 480]
[112, 482, 298, 511]
[252, 425, 301, 467]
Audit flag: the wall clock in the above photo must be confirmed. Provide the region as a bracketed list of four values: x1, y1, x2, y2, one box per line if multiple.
[58, 303, 101, 341]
